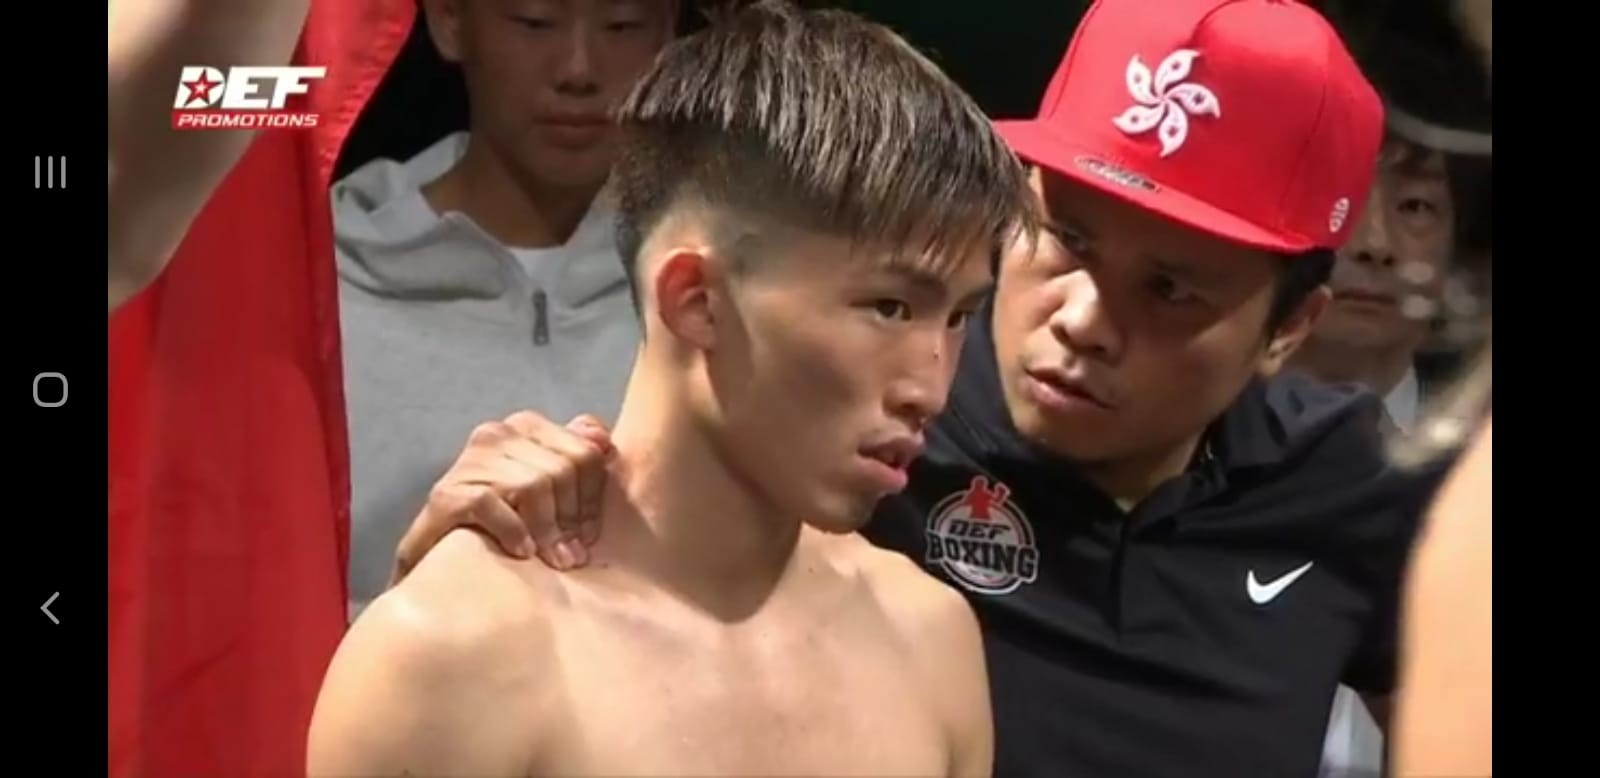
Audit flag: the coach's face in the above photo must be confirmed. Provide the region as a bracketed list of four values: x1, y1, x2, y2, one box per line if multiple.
[425, 0, 674, 189]
[991, 169, 1322, 485]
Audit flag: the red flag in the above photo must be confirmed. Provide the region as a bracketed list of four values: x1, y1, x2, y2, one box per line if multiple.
[108, 2, 414, 776]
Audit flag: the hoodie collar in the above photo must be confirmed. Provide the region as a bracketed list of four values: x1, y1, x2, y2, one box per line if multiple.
[334, 132, 620, 299]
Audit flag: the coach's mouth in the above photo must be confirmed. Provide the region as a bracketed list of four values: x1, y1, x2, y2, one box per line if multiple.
[1024, 365, 1115, 411]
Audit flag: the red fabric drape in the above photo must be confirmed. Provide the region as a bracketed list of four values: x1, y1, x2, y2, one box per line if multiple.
[108, 3, 414, 776]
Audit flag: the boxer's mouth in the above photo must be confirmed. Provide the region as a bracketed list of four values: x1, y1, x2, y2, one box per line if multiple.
[859, 436, 923, 469]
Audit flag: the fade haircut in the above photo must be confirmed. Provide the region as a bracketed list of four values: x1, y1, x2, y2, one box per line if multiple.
[611, 0, 1037, 303]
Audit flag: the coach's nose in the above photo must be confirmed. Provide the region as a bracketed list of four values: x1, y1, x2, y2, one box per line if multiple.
[1050, 271, 1124, 363]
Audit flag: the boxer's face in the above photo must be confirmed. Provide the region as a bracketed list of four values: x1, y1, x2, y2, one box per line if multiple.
[992, 169, 1321, 476]
[426, 0, 674, 189]
[1308, 144, 1455, 357]
[665, 227, 992, 533]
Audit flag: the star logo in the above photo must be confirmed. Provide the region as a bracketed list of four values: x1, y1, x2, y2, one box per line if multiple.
[179, 71, 222, 109]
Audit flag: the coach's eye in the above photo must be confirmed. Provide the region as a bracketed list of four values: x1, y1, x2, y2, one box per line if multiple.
[1148, 274, 1201, 305]
[1047, 223, 1092, 259]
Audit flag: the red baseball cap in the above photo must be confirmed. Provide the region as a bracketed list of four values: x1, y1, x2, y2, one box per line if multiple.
[996, 0, 1385, 253]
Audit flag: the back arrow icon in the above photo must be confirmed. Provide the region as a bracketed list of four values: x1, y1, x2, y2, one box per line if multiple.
[41, 592, 58, 625]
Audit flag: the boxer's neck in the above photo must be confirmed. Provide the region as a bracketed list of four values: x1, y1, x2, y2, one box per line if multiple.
[599, 375, 808, 623]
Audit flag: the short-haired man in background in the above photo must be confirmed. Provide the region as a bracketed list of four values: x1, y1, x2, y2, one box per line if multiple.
[1292, 23, 1492, 435]
[308, 3, 1034, 775]
[1291, 22, 1491, 778]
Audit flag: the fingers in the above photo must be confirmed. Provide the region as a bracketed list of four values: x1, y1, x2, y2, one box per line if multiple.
[567, 414, 617, 458]
[492, 435, 583, 533]
[391, 481, 532, 586]
[391, 411, 614, 583]
[504, 455, 570, 568]
[491, 424, 596, 561]
[504, 411, 614, 538]
[566, 415, 614, 547]
[478, 412, 606, 568]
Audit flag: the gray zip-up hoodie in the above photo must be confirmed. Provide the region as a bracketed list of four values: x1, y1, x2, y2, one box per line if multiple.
[334, 132, 639, 614]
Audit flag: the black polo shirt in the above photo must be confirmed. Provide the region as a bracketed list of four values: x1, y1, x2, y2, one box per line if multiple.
[863, 307, 1435, 778]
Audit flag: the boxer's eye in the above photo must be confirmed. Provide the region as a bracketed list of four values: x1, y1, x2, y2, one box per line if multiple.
[868, 299, 912, 321]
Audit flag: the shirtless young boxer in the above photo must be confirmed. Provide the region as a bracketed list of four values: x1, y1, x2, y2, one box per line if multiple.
[305, 3, 1035, 776]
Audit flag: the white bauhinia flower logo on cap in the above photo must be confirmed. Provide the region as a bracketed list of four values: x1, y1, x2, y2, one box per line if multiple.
[1112, 49, 1221, 157]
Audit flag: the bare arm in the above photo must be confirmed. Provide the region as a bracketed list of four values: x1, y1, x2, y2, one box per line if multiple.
[882, 558, 993, 778]
[108, 0, 310, 312]
[940, 595, 995, 778]
[1391, 419, 1492, 777]
[307, 532, 548, 776]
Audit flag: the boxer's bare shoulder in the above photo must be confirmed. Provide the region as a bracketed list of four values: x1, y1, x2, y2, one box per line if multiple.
[307, 529, 561, 777]
[819, 530, 983, 647]
[814, 532, 995, 777]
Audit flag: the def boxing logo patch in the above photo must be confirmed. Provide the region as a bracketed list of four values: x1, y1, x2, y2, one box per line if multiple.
[925, 476, 1040, 595]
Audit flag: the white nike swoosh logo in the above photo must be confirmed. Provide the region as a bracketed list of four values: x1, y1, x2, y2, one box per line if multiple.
[1246, 561, 1315, 604]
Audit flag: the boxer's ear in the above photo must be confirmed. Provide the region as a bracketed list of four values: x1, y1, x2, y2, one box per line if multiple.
[652, 248, 721, 350]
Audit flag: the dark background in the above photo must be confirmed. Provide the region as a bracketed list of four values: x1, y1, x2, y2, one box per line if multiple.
[335, 0, 1485, 181]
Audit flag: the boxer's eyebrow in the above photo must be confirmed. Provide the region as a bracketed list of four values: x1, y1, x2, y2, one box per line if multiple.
[881, 265, 954, 302]
[876, 264, 993, 313]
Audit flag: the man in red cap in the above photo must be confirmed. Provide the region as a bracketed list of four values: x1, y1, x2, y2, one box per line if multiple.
[386, 1, 1430, 775]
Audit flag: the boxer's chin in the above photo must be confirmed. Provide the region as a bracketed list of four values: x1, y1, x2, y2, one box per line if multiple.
[801, 490, 881, 535]
[806, 518, 869, 536]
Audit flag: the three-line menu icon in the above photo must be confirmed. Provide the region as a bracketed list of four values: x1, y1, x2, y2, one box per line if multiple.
[34, 155, 64, 190]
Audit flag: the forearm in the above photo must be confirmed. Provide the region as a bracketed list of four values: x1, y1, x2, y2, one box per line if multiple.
[107, 0, 310, 311]
[1392, 421, 1492, 776]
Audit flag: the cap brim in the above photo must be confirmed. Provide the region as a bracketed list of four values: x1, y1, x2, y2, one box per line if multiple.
[995, 119, 1316, 254]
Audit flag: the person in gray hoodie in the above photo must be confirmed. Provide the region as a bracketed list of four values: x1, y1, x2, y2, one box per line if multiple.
[332, 0, 678, 615]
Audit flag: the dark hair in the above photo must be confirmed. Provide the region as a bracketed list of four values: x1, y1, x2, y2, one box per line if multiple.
[610, 0, 1036, 300]
[1267, 249, 1335, 333]
[1352, 1, 1492, 261]
[1384, 135, 1491, 262]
